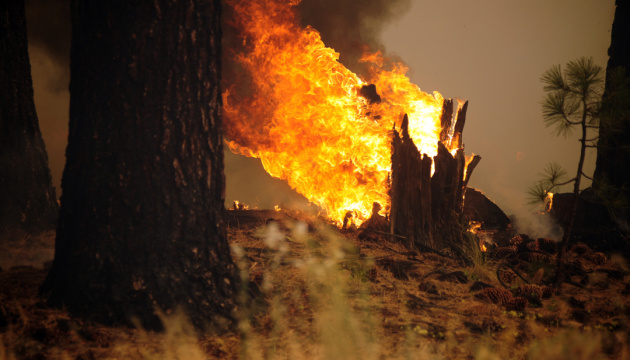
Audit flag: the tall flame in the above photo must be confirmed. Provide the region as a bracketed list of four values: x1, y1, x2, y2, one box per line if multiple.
[223, 0, 452, 225]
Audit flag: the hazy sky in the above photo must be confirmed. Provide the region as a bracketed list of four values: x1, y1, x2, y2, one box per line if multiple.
[29, 0, 615, 218]
[378, 0, 615, 216]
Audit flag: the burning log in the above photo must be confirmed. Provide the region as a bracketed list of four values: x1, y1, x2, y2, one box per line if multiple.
[390, 101, 481, 253]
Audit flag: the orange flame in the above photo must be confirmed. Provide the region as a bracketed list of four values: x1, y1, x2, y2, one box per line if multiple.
[468, 221, 482, 234]
[231, 200, 249, 211]
[545, 191, 554, 213]
[223, 0, 457, 225]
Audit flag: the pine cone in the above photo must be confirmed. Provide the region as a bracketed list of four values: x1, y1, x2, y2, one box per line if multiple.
[570, 242, 592, 256]
[505, 296, 528, 311]
[513, 284, 543, 302]
[526, 241, 540, 252]
[498, 268, 517, 285]
[475, 287, 513, 306]
[509, 234, 529, 246]
[522, 252, 554, 264]
[491, 246, 516, 259]
[586, 252, 607, 265]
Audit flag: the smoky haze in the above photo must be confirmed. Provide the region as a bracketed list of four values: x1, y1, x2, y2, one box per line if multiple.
[25, 0, 71, 202]
[25, 0, 70, 93]
[297, 0, 412, 75]
[24, 0, 615, 228]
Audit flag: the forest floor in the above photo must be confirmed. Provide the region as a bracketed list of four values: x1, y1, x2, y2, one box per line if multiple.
[1, 209, 629, 359]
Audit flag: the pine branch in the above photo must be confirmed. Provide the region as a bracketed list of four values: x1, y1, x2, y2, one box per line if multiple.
[540, 162, 568, 187]
[555, 177, 577, 186]
[540, 65, 568, 92]
[566, 57, 604, 96]
[527, 182, 551, 206]
[542, 92, 581, 137]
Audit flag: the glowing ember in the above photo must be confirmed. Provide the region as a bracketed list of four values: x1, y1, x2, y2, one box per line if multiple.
[463, 154, 477, 180]
[223, 0, 459, 225]
[544, 191, 554, 213]
[232, 200, 249, 211]
[467, 221, 482, 234]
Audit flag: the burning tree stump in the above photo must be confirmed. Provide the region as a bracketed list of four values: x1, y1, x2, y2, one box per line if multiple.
[390, 100, 481, 253]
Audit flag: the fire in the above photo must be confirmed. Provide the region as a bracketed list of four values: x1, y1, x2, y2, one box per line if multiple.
[223, 0, 458, 225]
[467, 221, 482, 234]
[232, 200, 249, 211]
[544, 191, 554, 213]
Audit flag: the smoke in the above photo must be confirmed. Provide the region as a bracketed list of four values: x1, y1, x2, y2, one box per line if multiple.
[297, 0, 412, 76]
[25, 0, 71, 93]
[469, 166, 563, 241]
[223, 150, 315, 211]
[511, 210, 564, 241]
[26, 0, 412, 91]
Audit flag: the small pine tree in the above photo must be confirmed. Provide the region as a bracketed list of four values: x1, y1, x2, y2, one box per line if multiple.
[530, 57, 604, 291]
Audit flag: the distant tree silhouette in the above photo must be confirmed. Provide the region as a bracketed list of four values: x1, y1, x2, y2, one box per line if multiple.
[0, 0, 58, 236]
[40, 0, 239, 331]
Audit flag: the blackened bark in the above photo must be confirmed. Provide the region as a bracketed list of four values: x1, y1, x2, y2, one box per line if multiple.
[390, 102, 480, 253]
[390, 115, 433, 249]
[593, 0, 630, 227]
[0, 0, 58, 236]
[40, 0, 239, 331]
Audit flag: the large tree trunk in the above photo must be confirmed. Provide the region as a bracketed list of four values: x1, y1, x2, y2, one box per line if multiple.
[0, 0, 58, 236]
[593, 0, 630, 229]
[390, 101, 480, 254]
[40, 0, 239, 331]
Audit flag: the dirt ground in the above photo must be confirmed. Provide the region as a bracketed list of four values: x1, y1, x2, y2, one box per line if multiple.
[1, 210, 629, 359]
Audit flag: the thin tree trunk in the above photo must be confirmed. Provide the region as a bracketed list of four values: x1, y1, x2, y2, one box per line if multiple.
[0, 0, 58, 236]
[41, 0, 239, 331]
[555, 101, 588, 291]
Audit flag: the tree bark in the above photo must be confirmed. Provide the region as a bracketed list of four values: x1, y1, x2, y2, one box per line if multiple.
[40, 0, 239, 332]
[593, 0, 630, 228]
[0, 0, 59, 236]
[390, 101, 480, 253]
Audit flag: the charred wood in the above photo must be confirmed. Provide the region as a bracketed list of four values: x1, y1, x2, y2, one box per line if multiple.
[390, 100, 481, 255]
[462, 188, 510, 231]
[358, 84, 382, 104]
